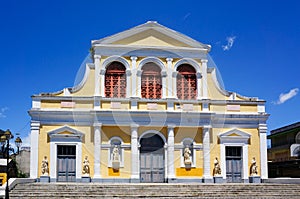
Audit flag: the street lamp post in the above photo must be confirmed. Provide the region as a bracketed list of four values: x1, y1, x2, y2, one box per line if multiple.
[15, 136, 22, 154]
[1, 129, 13, 199]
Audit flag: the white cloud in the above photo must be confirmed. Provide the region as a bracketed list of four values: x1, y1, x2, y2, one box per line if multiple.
[222, 36, 236, 51]
[0, 107, 8, 118]
[21, 133, 31, 148]
[274, 88, 299, 105]
[183, 13, 191, 21]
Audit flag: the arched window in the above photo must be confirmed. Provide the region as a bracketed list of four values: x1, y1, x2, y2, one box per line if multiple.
[177, 64, 197, 100]
[141, 63, 162, 99]
[105, 62, 126, 98]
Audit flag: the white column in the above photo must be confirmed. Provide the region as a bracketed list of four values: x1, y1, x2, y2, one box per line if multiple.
[136, 70, 142, 98]
[130, 56, 138, 97]
[196, 72, 202, 100]
[131, 124, 139, 181]
[259, 123, 268, 179]
[93, 123, 102, 179]
[172, 72, 177, 99]
[203, 125, 212, 181]
[30, 121, 40, 179]
[99, 69, 105, 97]
[167, 124, 176, 180]
[126, 70, 132, 98]
[94, 55, 101, 96]
[201, 59, 208, 99]
[166, 58, 174, 98]
[49, 142, 56, 180]
[220, 144, 226, 179]
[242, 144, 249, 180]
[162, 70, 167, 99]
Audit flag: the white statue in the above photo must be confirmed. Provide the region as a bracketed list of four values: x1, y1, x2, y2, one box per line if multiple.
[184, 146, 192, 164]
[250, 157, 258, 176]
[112, 145, 120, 162]
[41, 156, 49, 176]
[213, 157, 221, 176]
[82, 156, 90, 175]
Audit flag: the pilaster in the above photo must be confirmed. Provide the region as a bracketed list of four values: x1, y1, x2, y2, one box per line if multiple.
[130, 56, 138, 97]
[201, 59, 208, 99]
[131, 124, 139, 181]
[259, 123, 268, 179]
[30, 121, 40, 179]
[203, 125, 212, 182]
[94, 55, 101, 96]
[166, 58, 174, 98]
[167, 124, 176, 181]
[196, 72, 202, 100]
[93, 123, 102, 180]
[161, 70, 167, 99]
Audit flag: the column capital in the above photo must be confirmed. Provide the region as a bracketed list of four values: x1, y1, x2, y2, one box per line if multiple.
[172, 71, 178, 78]
[94, 54, 101, 60]
[203, 125, 212, 130]
[201, 59, 208, 64]
[93, 122, 102, 127]
[258, 124, 267, 133]
[100, 69, 106, 75]
[196, 72, 202, 79]
[136, 70, 142, 77]
[126, 70, 132, 76]
[166, 58, 173, 62]
[167, 124, 176, 129]
[161, 70, 167, 77]
[31, 121, 40, 130]
[130, 123, 139, 129]
[130, 56, 138, 61]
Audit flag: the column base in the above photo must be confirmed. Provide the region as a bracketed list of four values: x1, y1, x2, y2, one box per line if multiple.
[249, 176, 261, 183]
[213, 176, 224, 183]
[130, 178, 140, 183]
[40, 176, 50, 183]
[203, 177, 213, 183]
[82, 176, 91, 183]
[167, 178, 177, 183]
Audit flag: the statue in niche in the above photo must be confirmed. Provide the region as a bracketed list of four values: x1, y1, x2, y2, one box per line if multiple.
[41, 156, 49, 176]
[183, 145, 192, 164]
[82, 156, 90, 175]
[213, 157, 222, 176]
[112, 145, 120, 162]
[250, 157, 258, 176]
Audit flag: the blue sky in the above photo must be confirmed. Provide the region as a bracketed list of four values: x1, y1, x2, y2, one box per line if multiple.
[0, 0, 299, 147]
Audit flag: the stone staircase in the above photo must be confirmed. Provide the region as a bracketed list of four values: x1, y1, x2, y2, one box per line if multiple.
[9, 183, 300, 198]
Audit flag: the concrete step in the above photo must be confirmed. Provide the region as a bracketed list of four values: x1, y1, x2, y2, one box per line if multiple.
[9, 183, 300, 199]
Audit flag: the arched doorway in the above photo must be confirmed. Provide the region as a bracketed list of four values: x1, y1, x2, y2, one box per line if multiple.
[140, 133, 165, 183]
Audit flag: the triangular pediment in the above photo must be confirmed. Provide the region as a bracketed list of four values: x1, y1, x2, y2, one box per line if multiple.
[47, 126, 84, 140]
[92, 21, 210, 50]
[219, 129, 251, 138]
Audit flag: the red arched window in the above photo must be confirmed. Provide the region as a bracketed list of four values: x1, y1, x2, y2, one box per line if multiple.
[177, 64, 197, 100]
[105, 61, 126, 98]
[141, 63, 162, 99]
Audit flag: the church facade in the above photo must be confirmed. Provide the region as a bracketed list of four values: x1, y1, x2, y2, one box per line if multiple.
[29, 21, 269, 183]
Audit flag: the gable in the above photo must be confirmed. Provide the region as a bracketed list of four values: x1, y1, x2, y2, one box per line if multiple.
[92, 21, 211, 50]
[219, 129, 251, 144]
[111, 29, 192, 48]
[47, 126, 84, 141]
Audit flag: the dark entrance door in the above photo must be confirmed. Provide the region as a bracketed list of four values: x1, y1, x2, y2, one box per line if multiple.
[226, 146, 242, 183]
[57, 145, 76, 182]
[140, 134, 165, 183]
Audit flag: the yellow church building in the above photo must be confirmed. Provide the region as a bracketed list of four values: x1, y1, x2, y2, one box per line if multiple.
[29, 21, 269, 183]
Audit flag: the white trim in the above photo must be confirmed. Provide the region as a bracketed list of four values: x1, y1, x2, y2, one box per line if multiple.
[219, 129, 251, 181]
[94, 55, 101, 96]
[102, 55, 130, 70]
[138, 57, 166, 71]
[108, 136, 125, 167]
[93, 124, 102, 178]
[139, 130, 167, 144]
[131, 124, 139, 179]
[202, 127, 211, 179]
[50, 141, 82, 180]
[259, 124, 268, 179]
[30, 121, 40, 179]
[92, 21, 211, 50]
[174, 58, 201, 73]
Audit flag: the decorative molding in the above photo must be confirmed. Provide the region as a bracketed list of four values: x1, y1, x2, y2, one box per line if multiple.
[102, 55, 130, 70]
[138, 56, 166, 71]
[174, 58, 201, 73]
